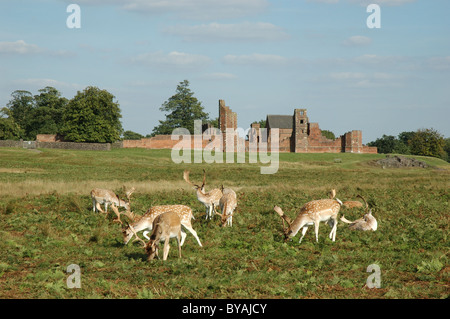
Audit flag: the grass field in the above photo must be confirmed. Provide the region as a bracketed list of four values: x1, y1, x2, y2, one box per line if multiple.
[0, 147, 448, 299]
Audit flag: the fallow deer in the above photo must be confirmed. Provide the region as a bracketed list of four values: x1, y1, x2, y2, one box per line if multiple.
[91, 187, 135, 223]
[340, 195, 377, 231]
[122, 204, 202, 247]
[183, 170, 222, 220]
[218, 188, 237, 227]
[274, 196, 343, 243]
[145, 211, 182, 261]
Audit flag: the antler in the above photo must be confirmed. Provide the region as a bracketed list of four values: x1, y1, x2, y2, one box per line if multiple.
[126, 187, 135, 200]
[330, 189, 336, 199]
[356, 194, 369, 211]
[273, 206, 292, 235]
[183, 170, 197, 187]
[202, 169, 206, 189]
[128, 224, 146, 246]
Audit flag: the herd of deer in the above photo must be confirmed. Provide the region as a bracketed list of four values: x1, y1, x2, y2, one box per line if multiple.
[90, 170, 377, 261]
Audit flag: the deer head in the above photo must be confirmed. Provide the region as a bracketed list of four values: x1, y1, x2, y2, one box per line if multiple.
[273, 206, 293, 240]
[183, 170, 206, 192]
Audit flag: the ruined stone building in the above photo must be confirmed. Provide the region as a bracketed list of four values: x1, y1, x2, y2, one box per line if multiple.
[219, 100, 377, 154]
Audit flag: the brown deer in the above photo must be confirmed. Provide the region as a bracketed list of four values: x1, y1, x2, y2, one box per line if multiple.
[274, 195, 343, 243]
[145, 211, 182, 261]
[183, 170, 222, 220]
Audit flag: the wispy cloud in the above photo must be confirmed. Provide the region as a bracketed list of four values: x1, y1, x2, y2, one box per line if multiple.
[164, 22, 289, 42]
[0, 40, 42, 55]
[223, 53, 288, 66]
[130, 51, 212, 69]
[307, 0, 415, 5]
[200, 72, 237, 80]
[0, 40, 74, 57]
[343, 36, 372, 47]
[61, 0, 269, 19]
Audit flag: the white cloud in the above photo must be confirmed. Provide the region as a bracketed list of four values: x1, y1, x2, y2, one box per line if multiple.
[0, 40, 42, 55]
[130, 51, 212, 68]
[427, 56, 450, 71]
[164, 22, 289, 42]
[12, 78, 82, 90]
[343, 36, 372, 47]
[62, 0, 269, 19]
[223, 53, 288, 65]
[307, 0, 415, 5]
[200, 72, 237, 80]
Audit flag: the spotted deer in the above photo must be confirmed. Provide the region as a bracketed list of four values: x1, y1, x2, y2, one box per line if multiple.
[183, 170, 222, 220]
[274, 195, 343, 243]
[145, 211, 182, 261]
[340, 195, 377, 231]
[121, 205, 202, 247]
[91, 187, 135, 223]
[218, 187, 237, 227]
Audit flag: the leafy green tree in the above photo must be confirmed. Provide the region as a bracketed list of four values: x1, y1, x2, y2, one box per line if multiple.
[123, 130, 144, 140]
[251, 119, 266, 129]
[0, 107, 22, 140]
[321, 130, 335, 140]
[409, 128, 445, 159]
[443, 138, 450, 162]
[368, 135, 399, 154]
[5, 90, 35, 139]
[60, 86, 123, 143]
[151, 80, 209, 136]
[28, 87, 68, 138]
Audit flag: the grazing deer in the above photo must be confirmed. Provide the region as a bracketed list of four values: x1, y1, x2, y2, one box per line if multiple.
[183, 170, 222, 220]
[218, 189, 237, 227]
[145, 211, 182, 261]
[122, 205, 202, 247]
[91, 187, 135, 223]
[273, 196, 343, 243]
[340, 195, 377, 231]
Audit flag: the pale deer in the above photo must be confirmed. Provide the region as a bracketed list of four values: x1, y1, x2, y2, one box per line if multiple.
[91, 187, 135, 223]
[122, 205, 202, 247]
[218, 189, 237, 227]
[183, 170, 222, 220]
[145, 211, 182, 261]
[330, 188, 365, 209]
[340, 195, 377, 231]
[274, 196, 343, 243]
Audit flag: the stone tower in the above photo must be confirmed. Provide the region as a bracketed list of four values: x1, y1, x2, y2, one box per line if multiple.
[294, 108, 309, 152]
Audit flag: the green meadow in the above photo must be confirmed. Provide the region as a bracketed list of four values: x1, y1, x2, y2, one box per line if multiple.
[0, 148, 448, 298]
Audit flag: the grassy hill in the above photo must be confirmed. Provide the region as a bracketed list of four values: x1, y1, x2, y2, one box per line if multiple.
[0, 148, 448, 298]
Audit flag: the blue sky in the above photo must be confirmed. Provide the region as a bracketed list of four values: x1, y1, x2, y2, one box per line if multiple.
[0, 0, 449, 143]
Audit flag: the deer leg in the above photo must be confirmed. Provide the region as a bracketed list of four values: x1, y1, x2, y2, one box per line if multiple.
[177, 232, 182, 259]
[182, 225, 202, 247]
[163, 238, 170, 261]
[96, 202, 107, 215]
[299, 226, 308, 243]
[180, 230, 187, 246]
[314, 222, 320, 243]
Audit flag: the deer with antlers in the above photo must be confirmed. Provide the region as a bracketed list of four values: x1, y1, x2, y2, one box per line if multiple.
[145, 211, 183, 261]
[183, 170, 223, 220]
[218, 187, 237, 227]
[273, 193, 343, 243]
[121, 204, 202, 247]
[91, 187, 135, 223]
[340, 195, 378, 231]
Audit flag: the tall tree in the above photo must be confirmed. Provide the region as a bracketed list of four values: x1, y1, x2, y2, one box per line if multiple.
[0, 107, 22, 140]
[5, 90, 35, 139]
[60, 86, 123, 143]
[409, 128, 445, 159]
[151, 80, 209, 136]
[29, 87, 68, 138]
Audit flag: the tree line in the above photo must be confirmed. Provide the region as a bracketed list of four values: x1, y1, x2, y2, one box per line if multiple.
[1, 86, 123, 143]
[1, 80, 448, 161]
